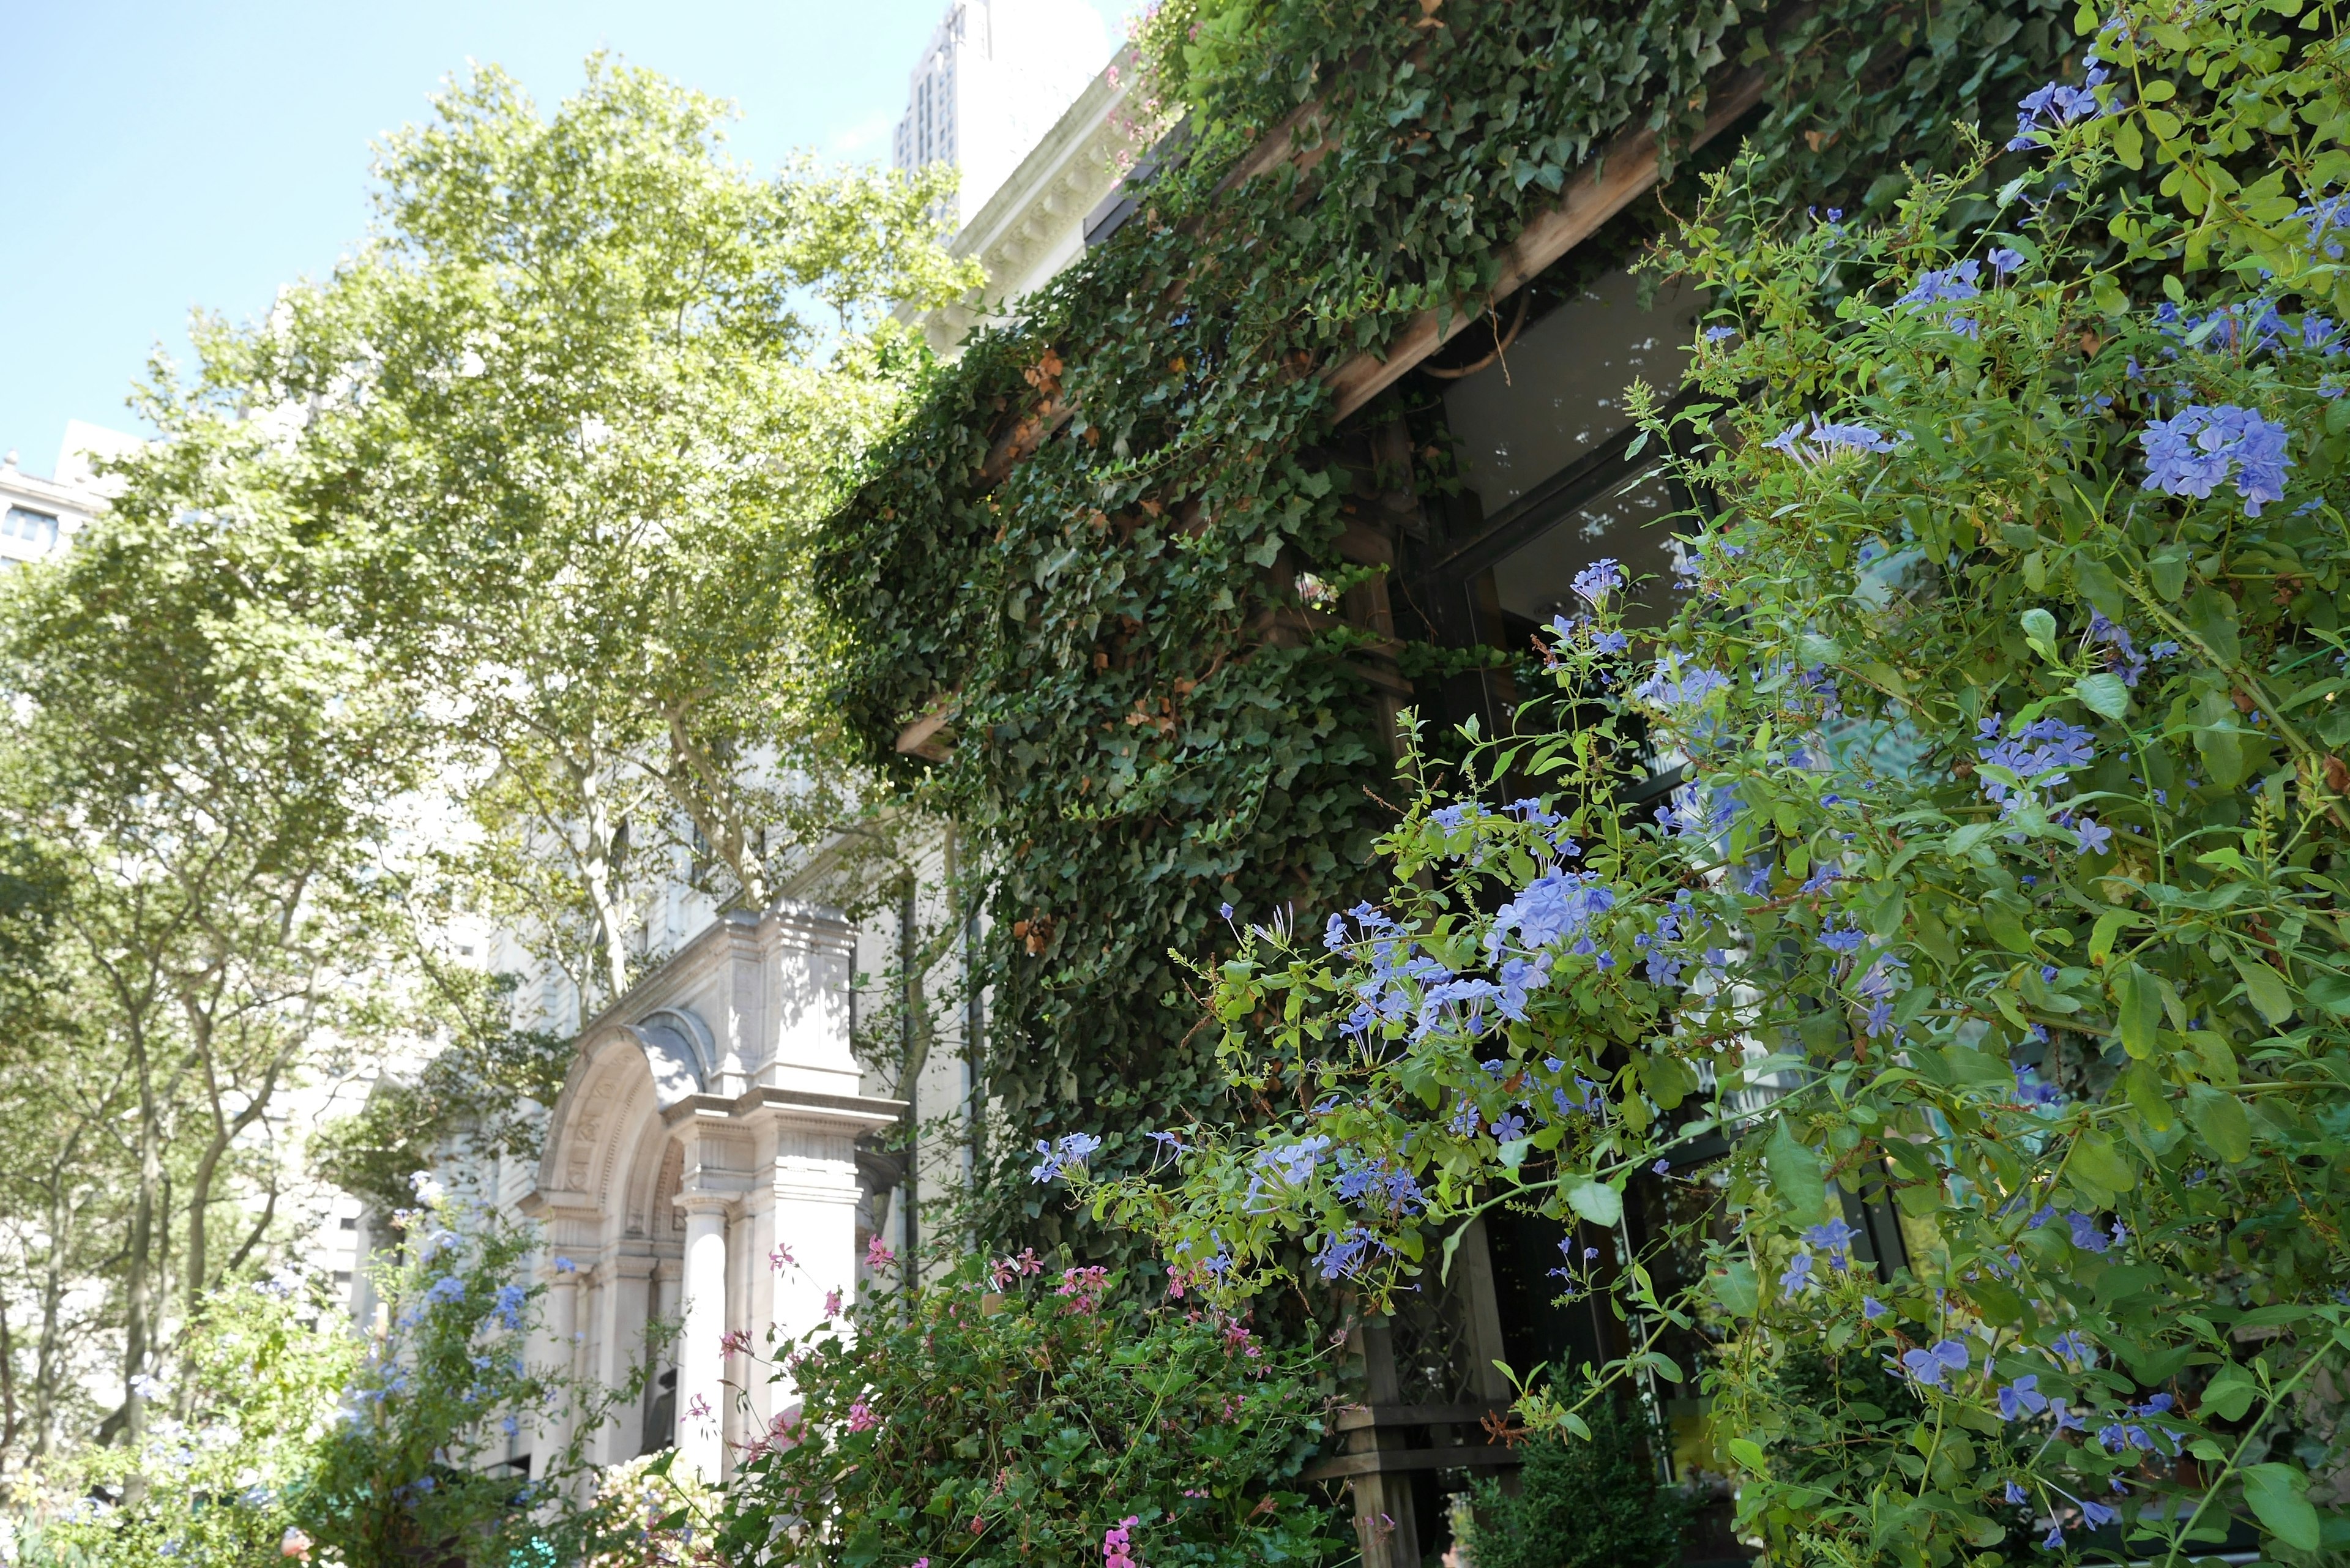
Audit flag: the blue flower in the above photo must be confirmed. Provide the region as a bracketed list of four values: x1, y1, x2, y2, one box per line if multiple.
[1779, 1250, 1818, 1298]
[1803, 1218, 1859, 1267]
[2139, 404, 2293, 516]
[1862, 1296, 1888, 1321]
[2005, 1480, 2028, 1506]
[1999, 1375, 2050, 1420]
[2007, 74, 2109, 151]
[2043, 1523, 2067, 1550]
[2051, 1330, 2093, 1362]
[2080, 1498, 2117, 1528]
[1704, 325, 1739, 343]
[1572, 558, 1624, 603]
[1218, 902, 1235, 919]
[1314, 1225, 1391, 1281]
[1819, 922, 1866, 955]
[2073, 818, 2113, 855]
[2066, 1211, 2111, 1253]
[1988, 247, 2025, 277]
[1900, 1338, 1971, 1387]
[1764, 414, 1902, 463]
[423, 1274, 466, 1305]
[553, 1255, 577, 1274]
[1029, 1132, 1103, 1184]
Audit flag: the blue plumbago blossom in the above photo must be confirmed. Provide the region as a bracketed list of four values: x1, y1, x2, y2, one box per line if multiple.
[1572, 557, 1624, 603]
[2300, 192, 2350, 259]
[1896, 259, 1983, 336]
[2007, 65, 2111, 150]
[1764, 413, 1903, 462]
[2139, 403, 2293, 516]
[423, 1274, 466, 1305]
[1029, 1132, 1103, 1183]
[1819, 920, 1867, 955]
[2050, 1332, 2095, 1364]
[1654, 781, 1740, 843]
[1332, 1151, 1424, 1215]
[2014, 1066, 2065, 1108]
[1988, 247, 2025, 277]
[1635, 652, 1734, 709]
[1900, 1338, 1972, 1388]
[1780, 1250, 1818, 1297]
[1486, 870, 1616, 959]
[2042, 1523, 2067, 1551]
[2087, 610, 2148, 686]
[1975, 714, 2096, 802]
[2080, 1498, 2118, 1529]
[2067, 1211, 2112, 1253]
[490, 1283, 528, 1331]
[1803, 1217, 1859, 1269]
[1999, 1375, 2051, 1420]
[2005, 1480, 2029, 1506]
[2074, 818, 2114, 855]
[1704, 324, 1739, 342]
[1862, 1296, 1889, 1320]
[1315, 1225, 1393, 1281]
[2051, 1400, 2088, 1433]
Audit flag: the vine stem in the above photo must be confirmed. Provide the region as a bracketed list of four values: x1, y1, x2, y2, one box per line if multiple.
[2154, 1332, 2337, 1568]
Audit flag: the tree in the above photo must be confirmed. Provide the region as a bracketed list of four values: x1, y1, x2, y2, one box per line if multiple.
[222, 59, 979, 1018]
[0, 389, 432, 1450]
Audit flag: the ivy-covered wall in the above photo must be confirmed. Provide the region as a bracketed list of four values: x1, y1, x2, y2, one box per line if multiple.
[816, 0, 2081, 1260]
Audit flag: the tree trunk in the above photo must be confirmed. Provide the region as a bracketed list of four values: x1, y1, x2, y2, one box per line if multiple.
[122, 1016, 162, 1450]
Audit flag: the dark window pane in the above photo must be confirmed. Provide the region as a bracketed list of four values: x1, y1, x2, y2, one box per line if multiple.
[1441, 271, 1701, 515]
[1488, 465, 1688, 630]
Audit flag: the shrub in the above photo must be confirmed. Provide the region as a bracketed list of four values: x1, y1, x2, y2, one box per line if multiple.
[710, 1251, 1346, 1568]
[1465, 1394, 1686, 1568]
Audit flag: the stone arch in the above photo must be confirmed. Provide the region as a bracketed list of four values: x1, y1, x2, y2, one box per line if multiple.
[535, 1014, 711, 1203]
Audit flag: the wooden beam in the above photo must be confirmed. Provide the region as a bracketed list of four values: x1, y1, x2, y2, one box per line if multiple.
[1304, 1444, 1520, 1480]
[1321, 65, 1770, 422]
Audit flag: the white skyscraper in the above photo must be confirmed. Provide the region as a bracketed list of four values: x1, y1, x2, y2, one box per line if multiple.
[893, 0, 1112, 233]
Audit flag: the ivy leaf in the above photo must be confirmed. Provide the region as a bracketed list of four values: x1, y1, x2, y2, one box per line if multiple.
[2241, 1463, 2320, 1552]
[1766, 1119, 1829, 1223]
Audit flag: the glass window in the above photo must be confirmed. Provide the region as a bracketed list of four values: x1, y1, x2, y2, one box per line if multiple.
[3, 507, 58, 550]
[1441, 271, 1703, 516]
[1486, 464, 1691, 630]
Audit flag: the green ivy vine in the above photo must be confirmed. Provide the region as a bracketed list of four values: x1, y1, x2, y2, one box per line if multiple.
[816, 0, 2082, 1260]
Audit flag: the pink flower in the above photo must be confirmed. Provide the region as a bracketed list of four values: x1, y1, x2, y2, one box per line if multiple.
[969, 1515, 988, 1535]
[824, 1288, 844, 1317]
[846, 1398, 879, 1432]
[913, 1561, 930, 1568]
[769, 1244, 796, 1271]
[1103, 1515, 1141, 1568]
[1057, 1265, 1110, 1314]
[687, 1394, 711, 1420]
[865, 1236, 898, 1270]
[720, 1327, 753, 1357]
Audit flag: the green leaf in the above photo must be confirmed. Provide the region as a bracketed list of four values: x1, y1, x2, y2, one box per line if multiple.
[2242, 1463, 2321, 1552]
[2074, 672, 2130, 720]
[1709, 1263, 1759, 1317]
[2202, 1370, 2259, 1421]
[2232, 955, 2296, 1025]
[2150, 548, 2191, 601]
[2113, 962, 2162, 1059]
[2187, 1084, 2252, 1162]
[2187, 586, 2241, 663]
[1726, 1437, 1768, 1472]
[1766, 1118, 1829, 1223]
[1565, 1176, 1622, 1227]
[2073, 555, 2126, 618]
[2068, 1130, 2137, 1193]
[2125, 1058, 2174, 1130]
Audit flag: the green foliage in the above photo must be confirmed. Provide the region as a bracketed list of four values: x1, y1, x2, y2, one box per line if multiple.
[709, 1252, 1344, 1568]
[20, 1271, 356, 1568]
[822, 0, 2084, 1263]
[1064, 4, 2350, 1564]
[1464, 1393, 1687, 1568]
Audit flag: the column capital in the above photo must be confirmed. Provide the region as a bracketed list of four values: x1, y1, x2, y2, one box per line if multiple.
[675, 1191, 737, 1220]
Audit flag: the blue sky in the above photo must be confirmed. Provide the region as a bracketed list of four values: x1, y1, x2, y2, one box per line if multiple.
[0, 0, 1130, 475]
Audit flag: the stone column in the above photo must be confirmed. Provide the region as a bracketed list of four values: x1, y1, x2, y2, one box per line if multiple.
[674, 1194, 733, 1481]
[534, 1261, 580, 1486]
[595, 1255, 655, 1464]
